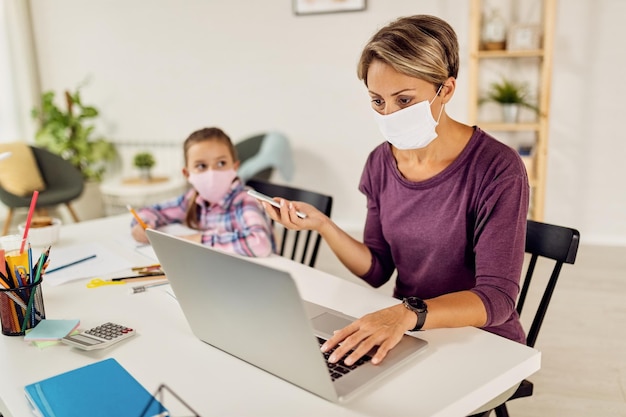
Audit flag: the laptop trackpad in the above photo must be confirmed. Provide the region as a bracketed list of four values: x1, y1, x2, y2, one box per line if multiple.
[311, 312, 353, 338]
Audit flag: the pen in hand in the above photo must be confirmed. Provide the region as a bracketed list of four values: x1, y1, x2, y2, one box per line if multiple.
[127, 205, 149, 230]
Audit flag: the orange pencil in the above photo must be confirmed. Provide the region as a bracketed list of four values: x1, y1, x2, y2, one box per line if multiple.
[126, 205, 148, 229]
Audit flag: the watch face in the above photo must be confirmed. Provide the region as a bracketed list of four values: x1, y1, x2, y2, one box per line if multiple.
[406, 297, 427, 312]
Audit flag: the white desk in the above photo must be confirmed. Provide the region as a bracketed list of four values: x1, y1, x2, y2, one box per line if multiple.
[0, 215, 540, 417]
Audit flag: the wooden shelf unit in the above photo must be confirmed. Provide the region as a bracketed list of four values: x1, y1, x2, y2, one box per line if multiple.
[468, 0, 557, 221]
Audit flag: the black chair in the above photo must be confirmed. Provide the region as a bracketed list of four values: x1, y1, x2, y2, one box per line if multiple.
[0, 146, 84, 235]
[246, 179, 332, 268]
[477, 220, 580, 417]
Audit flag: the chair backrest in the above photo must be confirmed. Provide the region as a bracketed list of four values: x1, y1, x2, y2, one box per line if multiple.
[0, 146, 83, 208]
[518, 220, 580, 347]
[246, 179, 333, 267]
[235, 134, 273, 181]
[31, 146, 84, 192]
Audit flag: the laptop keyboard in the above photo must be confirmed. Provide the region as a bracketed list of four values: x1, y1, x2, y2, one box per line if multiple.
[317, 337, 372, 381]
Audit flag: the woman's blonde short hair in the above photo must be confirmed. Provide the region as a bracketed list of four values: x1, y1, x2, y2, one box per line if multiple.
[357, 15, 459, 88]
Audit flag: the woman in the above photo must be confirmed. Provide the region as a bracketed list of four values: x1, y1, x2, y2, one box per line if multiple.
[262, 15, 528, 371]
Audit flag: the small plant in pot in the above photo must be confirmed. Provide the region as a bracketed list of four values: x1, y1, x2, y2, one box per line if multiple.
[133, 152, 156, 181]
[480, 77, 539, 123]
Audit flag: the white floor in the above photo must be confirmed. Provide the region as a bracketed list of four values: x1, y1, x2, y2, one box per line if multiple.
[314, 237, 626, 417]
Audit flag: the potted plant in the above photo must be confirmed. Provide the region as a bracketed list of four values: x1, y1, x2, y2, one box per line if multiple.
[31, 87, 117, 182]
[480, 77, 539, 123]
[31, 86, 117, 220]
[133, 152, 156, 181]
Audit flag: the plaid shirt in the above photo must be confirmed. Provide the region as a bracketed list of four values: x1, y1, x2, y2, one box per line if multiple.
[133, 179, 275, 257]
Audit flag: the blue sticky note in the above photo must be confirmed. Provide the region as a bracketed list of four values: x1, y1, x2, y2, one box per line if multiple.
[24, 319, 80, 341]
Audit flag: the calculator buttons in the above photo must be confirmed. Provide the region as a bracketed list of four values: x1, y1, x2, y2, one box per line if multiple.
[61, 322, 136, 350]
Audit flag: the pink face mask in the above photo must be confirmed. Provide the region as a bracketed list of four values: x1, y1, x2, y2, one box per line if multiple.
[187, 169, 237, 204]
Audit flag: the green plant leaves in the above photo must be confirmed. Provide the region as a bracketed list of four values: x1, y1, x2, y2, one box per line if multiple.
[133, 152, 156, 169]
[32, 88, 116, 182]
[481, 77, 539, 113]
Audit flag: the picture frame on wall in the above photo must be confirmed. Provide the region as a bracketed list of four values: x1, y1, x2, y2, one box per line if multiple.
[507, 24, 542, 51]
[293, 0, 366, 16]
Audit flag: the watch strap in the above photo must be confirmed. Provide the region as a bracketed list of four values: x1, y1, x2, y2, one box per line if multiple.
[403, 297, 427, 331]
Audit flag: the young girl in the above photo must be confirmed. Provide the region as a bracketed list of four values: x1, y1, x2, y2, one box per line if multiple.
[130, 127, 275, 257]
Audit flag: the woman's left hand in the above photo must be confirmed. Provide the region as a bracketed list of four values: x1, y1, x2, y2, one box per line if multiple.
[320, 303, 417, 366]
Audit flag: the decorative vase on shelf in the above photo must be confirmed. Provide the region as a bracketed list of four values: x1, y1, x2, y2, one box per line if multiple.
[139, 167, 152, 182]
[502, 104, 520, 123]
[481, 9, 507, 50]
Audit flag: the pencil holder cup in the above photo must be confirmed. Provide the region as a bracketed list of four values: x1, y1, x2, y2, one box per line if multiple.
[0, 234, 45, 336]
[0, 279, 45, 336]
[1, 234, 31, 288]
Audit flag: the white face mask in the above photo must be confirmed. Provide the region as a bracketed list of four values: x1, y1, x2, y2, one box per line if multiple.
[372, 86, 444, 150]
[187, 169, 237, 204]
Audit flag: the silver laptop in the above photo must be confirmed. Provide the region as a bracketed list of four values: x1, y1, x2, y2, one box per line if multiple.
[146, 229, 427, 403]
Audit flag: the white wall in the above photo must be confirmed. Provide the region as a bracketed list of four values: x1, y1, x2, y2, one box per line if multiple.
[27, 0, 626, 245]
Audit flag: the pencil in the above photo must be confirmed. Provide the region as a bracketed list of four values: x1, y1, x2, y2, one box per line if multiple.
[28, 243, 33, 285]
[127, 205, 149, 229]
[45, 254, 97, 274]
[0, 273, 11, 289]
[131, 263, 161, 272]
[111, 273, 166, 282]
[132, 279, 169, 294]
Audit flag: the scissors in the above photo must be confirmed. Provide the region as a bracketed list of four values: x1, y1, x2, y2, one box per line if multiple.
[87, 278, 126, 288]
[15, 266, 29, 286]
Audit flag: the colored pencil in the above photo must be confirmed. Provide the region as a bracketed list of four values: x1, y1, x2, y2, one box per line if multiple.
[45, 254, 96, 274]
[127, 205, 148, 229]
[28, 243, 33, 284]
[111, 273, 165, 282]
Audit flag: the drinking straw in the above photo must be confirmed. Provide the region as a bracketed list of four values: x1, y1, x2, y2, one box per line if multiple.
[20, 190, 39, 254]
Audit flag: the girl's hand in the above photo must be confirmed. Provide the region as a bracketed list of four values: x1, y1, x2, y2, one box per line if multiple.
[180, 233, 203, 244]
[131, 223, 149, 243]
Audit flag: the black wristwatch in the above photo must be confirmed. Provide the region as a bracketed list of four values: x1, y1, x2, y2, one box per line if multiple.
[402, 297, 428, 331]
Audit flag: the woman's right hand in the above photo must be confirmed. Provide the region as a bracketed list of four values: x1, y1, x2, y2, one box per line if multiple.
[263, 197, 373, 278]
[261, 198, 326, 232]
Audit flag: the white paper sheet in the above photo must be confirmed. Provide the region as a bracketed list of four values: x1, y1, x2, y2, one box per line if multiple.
[132, 223, 198, 262]
[42, 243, 134, 286]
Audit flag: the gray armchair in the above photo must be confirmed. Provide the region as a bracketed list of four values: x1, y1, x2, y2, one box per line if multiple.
[0, 146, 84, 235]
[235, 131, 294, 183]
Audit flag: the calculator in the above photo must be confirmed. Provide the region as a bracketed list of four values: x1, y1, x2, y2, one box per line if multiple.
[61, 322, 136, 350]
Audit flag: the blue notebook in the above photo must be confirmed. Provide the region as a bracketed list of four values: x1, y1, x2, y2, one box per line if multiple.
[24, 358, 166, 417]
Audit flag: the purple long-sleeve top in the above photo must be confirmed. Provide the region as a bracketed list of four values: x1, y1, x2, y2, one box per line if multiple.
[358, 128, 529, 344]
